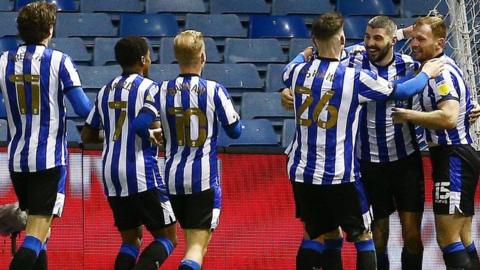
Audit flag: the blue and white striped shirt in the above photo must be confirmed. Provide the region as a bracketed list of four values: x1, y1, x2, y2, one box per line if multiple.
[86, 74, 164, 197]
[283, 57, 395, 185]
[144, 75, 239, 195]
[349, 51, 421, 162]
[418, 54, 473, 145]
[0, 45, 81, 172]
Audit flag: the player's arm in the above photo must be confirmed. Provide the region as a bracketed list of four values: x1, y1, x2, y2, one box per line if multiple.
[65, 87, 92, 118]
[132, 85, 159, 140]
[469, 99, 480, 124]
[214, 84, 242, 139]
[392, 99, 459, 129]
[81, 98, 103, 144]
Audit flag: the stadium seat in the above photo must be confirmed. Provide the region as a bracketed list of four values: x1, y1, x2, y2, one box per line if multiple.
[289, 38, 312, 60]
[202, 64, 263, 92]
[249, 16, 309, 39]
[55, 13, 116, 37]
[224, 38, 287, 64]
[16, 0, 77, 11]
[149, 64, 180, 82]
[77, 65, 122, 90]
[160, 37, 222, 64]
[93, 37, 158, 66]
[0, 12, 18, 37]
[337, 0, 398, 16]
[145, 0, 206, 14]
[0, 37, 18, 52]
[265, 64, 286, 92]
[119, 14, 179, 39]
[210, 0, 269, 15]
[402, 0, 448, 17]
[0, 1, 13, 11]
[185, 14, 247, 38]
[394, 18, 416, 29]
[66, 120, 81, 143]
[344, 16, 370, 41]
[49, 38, 90, 64]
[241, 92, 294, 120]
[0, 97, 6, 118]
[0, 119, 7, 142]
[271, 0, 334, 16]
[281, 118, 295, 148]
[80, 0, 143, 13]
[218, 119, 278, 147]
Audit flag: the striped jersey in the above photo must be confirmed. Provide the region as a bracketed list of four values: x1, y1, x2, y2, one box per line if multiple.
[86, 74, 164, 197]
[0, 45, 81, 172]
[144, 74, 239, 195]
[283, 57, 395, 185]
[418, 54, 474, 145]
[348, 51, 421, 163]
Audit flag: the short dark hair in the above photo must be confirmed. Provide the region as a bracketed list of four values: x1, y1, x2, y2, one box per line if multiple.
[17, 2, 57, 44]
[115, 36, 149, 68]
[367, 16, 397, 37]
[312, 12, 344, 41]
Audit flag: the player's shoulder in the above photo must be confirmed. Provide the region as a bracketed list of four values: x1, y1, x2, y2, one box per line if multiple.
[395, 52, 415, 63]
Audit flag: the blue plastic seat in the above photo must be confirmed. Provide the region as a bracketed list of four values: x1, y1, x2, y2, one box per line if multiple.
[393, 18, 416, 29]
[281, 118, 295, 148]
[0, 1, 13, 11]
[149, 64, 180, 82]
[289, 38, 312, 60]
[249, 16, 309, 39]
[224, 38, 287, 64]
[81, 0, 143, 12]
[66, 120, 81, 143]
[402, 0, 448, 17]
[77, 65, 122, 90]
[218, 119, 278, 147]
[266, 64, 286, 92]
[202, 64, 263, 91]
[0, 12, 18, 37]
[272, 0, 334, 16]
[0, 96, 7, 118]
[0, 119, 8, 142]
[344, 16, 370, 41]
[145, 0, 206, 14]
[119, 14, 179, 38]
[241, 92, 294, 120]
[159, 37, 222, 64]
[50, 38, 90, 64]
[210, 0, 269, 15]
[185, 14, 246, 38]
[337, 0, 398, 16]
[55, 13, 116, 37]
[0, 37, 18, 52]
[16, 0, 77, 11]
[93, 37, 158, 66]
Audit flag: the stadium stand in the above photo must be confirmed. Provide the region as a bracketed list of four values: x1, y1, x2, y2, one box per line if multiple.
[401, 0, 448, 17]
[224, 38, 287, 66]
[249, 16, 309, 39]
[271, 0, 335, 16]
[80, 0, 143, 13]
[50, 37, 91, 64]
[55, 13, 116, 38]
[210, 0, 270, 15]
[185, 14, 247, 38]
[288, 38, 312, 60]
[343, 16, 371, 43]
[77, 65, 122, 91]
[241, 92, 294, 120]
[202, 64, 264, 95]
[66, 119, 81, 143]
[145, 0, 206, 14]
[0, 12, 18, 37]
[337, 0, 398, 16]
[93, 37, 158, 66]
[0, 0, 12, 11]
[265, 64, 286, 92]
[149, 64, 181, 82]
[218, 119, 278, 147]
[0, 97, 6, 119]
[0, 119, 7, 142]
[281, 119, 295, 148]
[118, 13, 179, 43]
[0, 37, 18, 53]
[16, 0, 77, 11]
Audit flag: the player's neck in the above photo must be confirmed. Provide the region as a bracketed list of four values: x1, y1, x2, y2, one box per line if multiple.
[316, 42, 342, 60]
[179, 65, 202, 76]
[122, 67, 144, 77]
[374, 50, 394, 67]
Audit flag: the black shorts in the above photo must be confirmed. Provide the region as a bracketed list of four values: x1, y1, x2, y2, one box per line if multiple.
[360, 152, 425, 220]
[292, 181, 372, 241]
[430, 145, 480, 216]
[169, 186, 221, 230]
[108, 188, 176, 232]
[11, 166, 67, 217]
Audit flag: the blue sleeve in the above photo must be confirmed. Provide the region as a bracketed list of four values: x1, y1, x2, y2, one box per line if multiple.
[223, 120, 242, 139]
[390, 72, 429, 100]
[65, 86, 92, 118]
[132, 109, 155, 139]
[283, 53, 305, 88]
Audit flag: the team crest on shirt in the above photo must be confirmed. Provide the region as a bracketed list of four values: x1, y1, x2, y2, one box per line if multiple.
[146, 94, 153, 102]
[437, 81, 450, 96]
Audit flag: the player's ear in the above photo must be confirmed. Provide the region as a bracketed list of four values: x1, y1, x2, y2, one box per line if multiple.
[340, 34, 345, 46]
[437, 37, 446, 50]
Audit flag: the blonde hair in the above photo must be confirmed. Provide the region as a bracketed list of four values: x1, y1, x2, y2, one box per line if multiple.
[174, 30, 205, 65]
[415, 16, 447, 39]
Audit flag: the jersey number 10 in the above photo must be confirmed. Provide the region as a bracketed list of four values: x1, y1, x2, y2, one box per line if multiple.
[168, 107, 207, 147]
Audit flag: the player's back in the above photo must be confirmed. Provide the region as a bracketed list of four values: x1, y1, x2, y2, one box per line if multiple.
[94, 74, 162, 197]
[157, 74, 238, 195]
[0, 45, 81, 172]
[284, 57, 393, 185]
[421, 54, 474, 145]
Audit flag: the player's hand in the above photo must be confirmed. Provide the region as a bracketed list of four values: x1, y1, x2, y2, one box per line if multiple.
[399, 26, 414, 39]
[469, 106, 480, 124]
[148, 127, 163, 146]
[350, 44, 366, 55]
[302, 47, 314, 61]
[281, 88, 294, 110]
[391, 107, 411, 124]
[421, 58, 446, 79]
